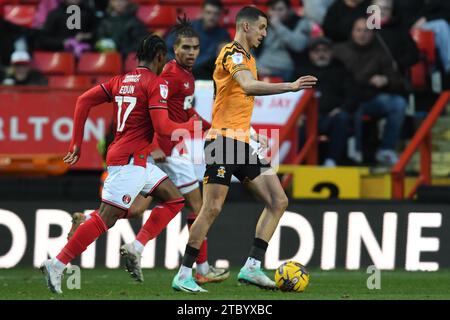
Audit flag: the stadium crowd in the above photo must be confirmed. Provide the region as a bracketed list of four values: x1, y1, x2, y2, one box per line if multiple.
[1, 0, 449, 167]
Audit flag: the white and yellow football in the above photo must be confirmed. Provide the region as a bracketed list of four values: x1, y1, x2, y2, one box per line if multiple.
[274, 261, 310, 292]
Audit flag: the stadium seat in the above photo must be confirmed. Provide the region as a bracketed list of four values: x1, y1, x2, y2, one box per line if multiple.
[4, 5, 36, 27]
[48, 75, 92, 89]
[261, 76, 284, 83]
[178, 6, 202, 20]
[222, 6, 242, 27]
[160, 0, 203, 4]
[222, 0, 253, 4]
[411, 29, 436, 64]
[410, 62, 427, 90]
[137, 5, 178, 27]
[227, 27, 236, 38]
[410, 29, 436, 90]
[77, 52, 123, 75]
[125, 52, 138, 73]
[32, 52, 75, 75]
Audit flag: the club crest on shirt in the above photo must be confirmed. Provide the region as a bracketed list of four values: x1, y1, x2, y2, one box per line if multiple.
[231, 52, 244, 65]
[122, 194, 131, 205]
[159, 84, 169, 99]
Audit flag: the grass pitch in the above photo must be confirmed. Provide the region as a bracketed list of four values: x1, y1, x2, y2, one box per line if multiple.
[1, 267, 450, 300]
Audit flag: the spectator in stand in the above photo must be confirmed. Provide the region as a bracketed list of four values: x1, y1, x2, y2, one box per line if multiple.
[302, 0, 336, 25]
[298, 37, 354, 167]
[166, 0, 230, 80]
[323, 0, 370, 42]
[334, 17, 409, 166]
[411, 0, 450, 74]
[372, 0, 419, 75]
[0, 18, 28, 67]
[32, 0, 61, 29]
[95, 0, 148, 57]
[257, 0, 312, 81]
[36, 0, 97, 57]
[2, 51, 48, 86]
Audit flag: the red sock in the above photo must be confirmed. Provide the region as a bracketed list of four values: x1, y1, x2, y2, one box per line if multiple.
[136, 198, 184, 246]
[187, 212, 208, 264]
[56, 210, 107, 264]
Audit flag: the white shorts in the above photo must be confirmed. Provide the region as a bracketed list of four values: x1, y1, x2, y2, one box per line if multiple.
[102, 157, 168, 210]
[154, 148, 199, 194]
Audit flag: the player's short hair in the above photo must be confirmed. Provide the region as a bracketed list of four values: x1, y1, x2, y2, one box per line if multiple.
[171, 15, 199, 46]
[267, 0, 291, 8]
[202, 0, 223, 10]
[236, 6, 267, 25]
[136, 34, 167, 63]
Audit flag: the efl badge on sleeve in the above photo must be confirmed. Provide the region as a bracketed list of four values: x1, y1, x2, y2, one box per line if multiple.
[231, 52, 244, 65]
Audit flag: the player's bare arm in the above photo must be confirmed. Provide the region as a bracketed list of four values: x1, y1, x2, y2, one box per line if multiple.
[233, 69, 318, 96]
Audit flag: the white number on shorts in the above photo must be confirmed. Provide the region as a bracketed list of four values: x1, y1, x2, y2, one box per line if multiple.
[183, 95, 194, 110]
[115, 96, 137, 132]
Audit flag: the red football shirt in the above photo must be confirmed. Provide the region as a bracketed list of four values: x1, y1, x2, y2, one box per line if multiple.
[157, 59, 196, 156]
[101, 67, 169, 166]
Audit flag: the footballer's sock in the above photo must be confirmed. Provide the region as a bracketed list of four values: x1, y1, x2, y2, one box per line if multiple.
[196, 261, 210, 276]
[187, 213, 209, 267]
[244, 238, 269, 270]
[136, 198, 184, 246]
[132, 240, 145, 255]
[179, 245, 199, 279]
[56, 210, 108, 265]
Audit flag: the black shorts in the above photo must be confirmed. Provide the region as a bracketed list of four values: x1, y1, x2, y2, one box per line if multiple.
[203, 136, 271, 186]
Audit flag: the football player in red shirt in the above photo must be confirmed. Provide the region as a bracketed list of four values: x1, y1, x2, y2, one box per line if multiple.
[40, 34, 196, 294]
[120, 17, 230, 285]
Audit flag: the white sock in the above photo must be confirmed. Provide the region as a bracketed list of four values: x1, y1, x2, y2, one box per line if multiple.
[132, 240, 144, 255]
[196, 261, 210, 276]
[52, 257, 66, 273]
[178, 265, 193, 280]
[244, 257, 261, 270]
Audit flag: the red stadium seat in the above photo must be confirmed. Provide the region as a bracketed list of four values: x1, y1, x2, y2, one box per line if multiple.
[48, 75, 92, 89]
[77, 52, 123, 75]
[125, 52, 138, 73]
[260, 76, 284, 83]
[410, 63, 427, 90]
[222, 6, 242, 27]
[160, 0, 203, 4]
[222, 0, 253, 4]
[32, 51, 75, 75]
[137, 5, 178, 27]
[227, 27, 236, 38]
[4, 5, 36, 27]
[178, 6, 202, 20]
[411, 29, 436, 64]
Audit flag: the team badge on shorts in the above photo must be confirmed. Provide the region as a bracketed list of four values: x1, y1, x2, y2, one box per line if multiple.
[122, 194, 131, 205]
[217, 166, 226, 178]
[203, 176, 209, 184]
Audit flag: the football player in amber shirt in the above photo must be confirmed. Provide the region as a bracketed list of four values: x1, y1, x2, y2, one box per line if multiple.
[172, 6, 317, 293]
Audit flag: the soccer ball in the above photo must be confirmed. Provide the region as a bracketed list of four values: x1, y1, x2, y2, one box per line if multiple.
[274, 261, 310, 292]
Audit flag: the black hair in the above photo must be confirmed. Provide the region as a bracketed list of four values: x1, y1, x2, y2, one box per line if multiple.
[266, 0, 291, 8]
[236, 6, 268, 24]
[170, 15, 199, 46]
[202, 0, 223, 10]
[136, 34, 167, 63]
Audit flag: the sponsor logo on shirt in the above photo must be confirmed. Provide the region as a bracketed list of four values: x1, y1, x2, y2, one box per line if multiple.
[123, 74, 141, 83]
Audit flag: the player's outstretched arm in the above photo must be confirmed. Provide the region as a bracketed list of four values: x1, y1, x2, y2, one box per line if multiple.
[233, 70, 318, 96]
[64, 85, 110, 165]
